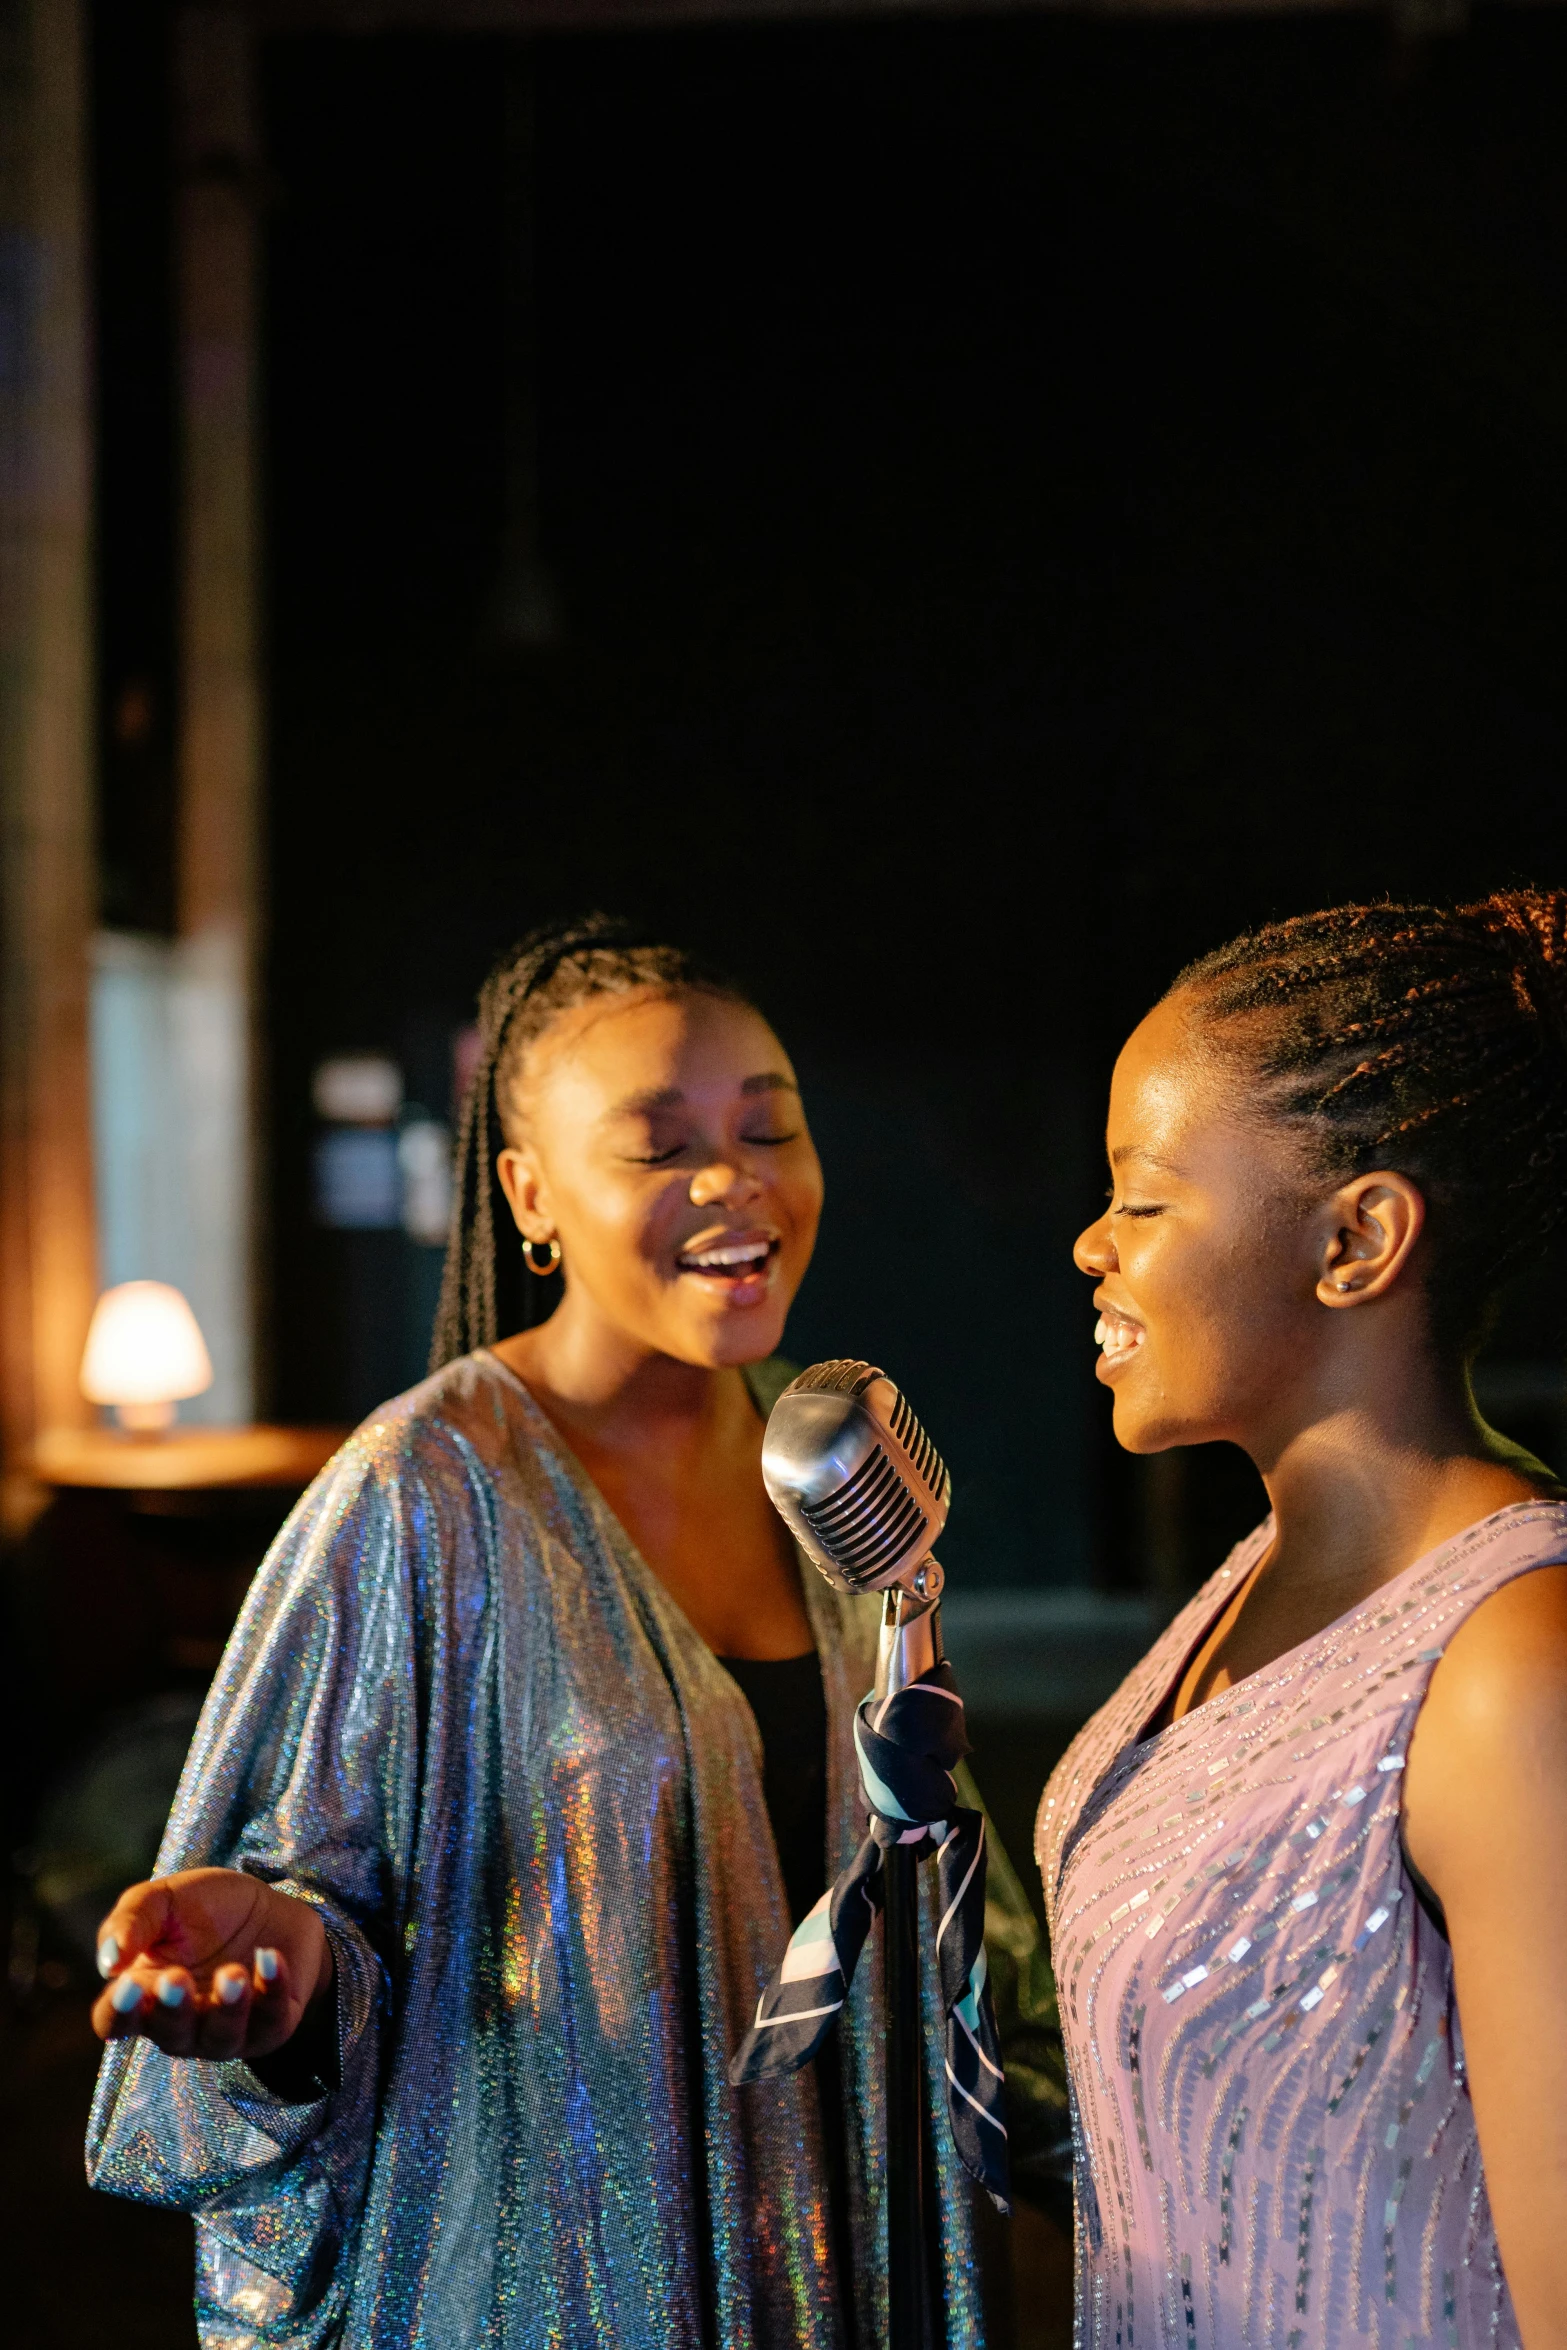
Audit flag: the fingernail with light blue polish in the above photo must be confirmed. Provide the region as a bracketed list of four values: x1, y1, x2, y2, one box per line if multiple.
[158, 1974, 187, 2008]
[96, 1936, 120, 1979]
[255, 1948, 280, 1983]
[217, 1972, 246, 2005]
[110, 1974, 143, 2014]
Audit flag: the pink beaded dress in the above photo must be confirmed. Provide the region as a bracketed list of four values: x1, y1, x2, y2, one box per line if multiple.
[1037, 1500, 1567, 2350]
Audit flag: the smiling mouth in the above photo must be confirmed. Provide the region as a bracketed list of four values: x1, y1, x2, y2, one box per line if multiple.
[675, 1233, 780, 1284]
[1094, 1304, 1146, 1374]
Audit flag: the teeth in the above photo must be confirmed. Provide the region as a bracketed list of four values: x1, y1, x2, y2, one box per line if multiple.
[1096, 1312, 1144, 1356]
[683, 1242, 769, 1270]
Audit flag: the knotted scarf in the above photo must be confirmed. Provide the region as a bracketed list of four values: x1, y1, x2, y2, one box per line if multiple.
[729, 1657, 1010, 2211]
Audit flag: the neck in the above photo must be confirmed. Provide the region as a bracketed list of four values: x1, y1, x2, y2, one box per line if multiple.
[494, 1291, 753, 1453]
[1248, 1343, 1543, 1606]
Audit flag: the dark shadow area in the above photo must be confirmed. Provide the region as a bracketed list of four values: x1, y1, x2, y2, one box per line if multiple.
[0, 1991, 195, 2350]
[258, 9, 1567, 1585]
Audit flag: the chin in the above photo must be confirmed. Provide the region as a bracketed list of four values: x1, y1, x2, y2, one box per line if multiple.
[708, 1314, 790, 1369]
[1111, 1413, 1161, 1456]
[658, 1298, 789, 1372]
[1111, 1392, 1198, 1455]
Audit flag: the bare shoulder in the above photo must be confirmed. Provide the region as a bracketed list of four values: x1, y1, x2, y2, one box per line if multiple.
[1424, 1563, 1567, 1724]
[1407, 1564, 1567, 1882]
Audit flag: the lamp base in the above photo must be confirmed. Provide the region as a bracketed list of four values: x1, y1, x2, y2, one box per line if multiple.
[112, 1401, 177, 1434]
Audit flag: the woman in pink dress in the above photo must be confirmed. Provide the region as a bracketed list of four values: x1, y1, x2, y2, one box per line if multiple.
[1040, 890, 1567, 2349]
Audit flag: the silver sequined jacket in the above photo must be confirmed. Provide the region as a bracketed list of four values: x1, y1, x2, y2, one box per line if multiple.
[87, 1351, 1068, 2349]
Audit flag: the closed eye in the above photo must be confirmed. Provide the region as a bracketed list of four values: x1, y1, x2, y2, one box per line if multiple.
[628, 1128, 801, 1165]
[1107, 1187, 1164, 1218]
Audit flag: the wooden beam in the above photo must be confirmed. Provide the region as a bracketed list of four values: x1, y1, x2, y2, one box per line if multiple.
[0, 0, 98, 1514]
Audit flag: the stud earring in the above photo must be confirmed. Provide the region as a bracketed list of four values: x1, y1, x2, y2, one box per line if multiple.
[1334, 1278, 1356, 1293]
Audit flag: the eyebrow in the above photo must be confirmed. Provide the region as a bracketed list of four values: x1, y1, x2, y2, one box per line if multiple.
[605, 1073, 801, 1119]
[1110, 1144, 1185, 1176]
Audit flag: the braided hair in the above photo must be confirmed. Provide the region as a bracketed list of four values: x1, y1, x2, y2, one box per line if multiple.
[430, 913, 752, 1370]
[1171, 888, 1567, 1350]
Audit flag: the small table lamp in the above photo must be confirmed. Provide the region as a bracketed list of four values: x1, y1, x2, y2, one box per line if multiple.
[79, 1280, 214, 1433]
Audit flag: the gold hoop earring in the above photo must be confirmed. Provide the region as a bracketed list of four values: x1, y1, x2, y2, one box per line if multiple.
[522, 1235, 562, 1277]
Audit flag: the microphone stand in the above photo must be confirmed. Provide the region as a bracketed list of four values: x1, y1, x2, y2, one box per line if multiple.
[876, 1575, 943, 2350]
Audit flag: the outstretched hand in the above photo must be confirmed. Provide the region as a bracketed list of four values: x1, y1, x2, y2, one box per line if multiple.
[91, 1867, 333, 2063]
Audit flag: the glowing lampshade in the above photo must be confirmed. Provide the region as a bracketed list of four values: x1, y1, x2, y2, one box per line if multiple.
[80, 1281, 213, 1432]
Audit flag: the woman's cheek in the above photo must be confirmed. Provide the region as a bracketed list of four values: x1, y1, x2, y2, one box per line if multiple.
[788, 1161, 826, 1243]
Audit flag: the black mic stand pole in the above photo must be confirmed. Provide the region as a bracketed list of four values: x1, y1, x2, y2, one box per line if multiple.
[877, 1573, 943, 2350]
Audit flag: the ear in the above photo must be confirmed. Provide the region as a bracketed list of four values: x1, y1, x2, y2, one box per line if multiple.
[496, 1145, 557, 1244]
[1316, 1172, 1426, 1310]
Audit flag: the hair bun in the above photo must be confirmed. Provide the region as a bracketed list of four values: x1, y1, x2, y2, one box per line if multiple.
[1466, 888, 1567, 1063]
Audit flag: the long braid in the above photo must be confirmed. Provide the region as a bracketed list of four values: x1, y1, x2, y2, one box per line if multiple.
[430, 914, 750, 1371]
[1172, 888, 1567, 1346]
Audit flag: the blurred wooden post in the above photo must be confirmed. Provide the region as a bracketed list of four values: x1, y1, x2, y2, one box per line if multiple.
[0, 0, 98, 1519]
[173, 3, 261, 1422]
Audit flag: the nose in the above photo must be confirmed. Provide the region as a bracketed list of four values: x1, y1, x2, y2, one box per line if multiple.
[687, 1160, 763, 1213]
[1073, 1209, 1117, 1279]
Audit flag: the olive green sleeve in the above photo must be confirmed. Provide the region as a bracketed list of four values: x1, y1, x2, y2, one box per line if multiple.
[956, 1760, 1075, 2226]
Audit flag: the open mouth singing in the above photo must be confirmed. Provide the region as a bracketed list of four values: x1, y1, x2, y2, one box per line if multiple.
[675, 1231, 780, 1296]
[1094, 1303, 1146, 1378]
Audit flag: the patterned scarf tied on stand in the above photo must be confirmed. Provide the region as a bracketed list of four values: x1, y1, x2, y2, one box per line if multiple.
[729, 1657, 1011, 2211]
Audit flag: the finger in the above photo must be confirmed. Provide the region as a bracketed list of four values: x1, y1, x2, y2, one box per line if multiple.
[242, 1945, 306, 2057]
[92, 1959, 186, 2043]
[92, 1965, 153, 2040]
[253, 1944, 288, 2003]
[94, 1880, 171, 1982]
[137, 1967, 200, 2057]
[193, 1964, 252, 2059]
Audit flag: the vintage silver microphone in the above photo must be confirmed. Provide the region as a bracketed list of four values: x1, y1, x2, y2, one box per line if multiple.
[760, 1357, 950, 1700]
[761, 1359, 951, 2350]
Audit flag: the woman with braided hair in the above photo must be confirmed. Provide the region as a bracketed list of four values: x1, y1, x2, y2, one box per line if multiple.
[84, 914, 1069, 2349]
[1042, 888, 1567, 2349]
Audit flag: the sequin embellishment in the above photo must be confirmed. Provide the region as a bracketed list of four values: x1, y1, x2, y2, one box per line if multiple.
[1038, 1501, 1567, 2350]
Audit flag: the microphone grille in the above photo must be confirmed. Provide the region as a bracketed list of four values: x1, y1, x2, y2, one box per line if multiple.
[798, 1444, 931, 1579]
[761, 1360, 951, 1594]
[786, 1358, 885, 1399]
[885, 1385, 947, 1501]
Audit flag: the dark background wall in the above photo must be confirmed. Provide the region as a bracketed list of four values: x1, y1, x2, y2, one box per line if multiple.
[19, 22, 1567, 2345]
[248, 9, 1567, 1588]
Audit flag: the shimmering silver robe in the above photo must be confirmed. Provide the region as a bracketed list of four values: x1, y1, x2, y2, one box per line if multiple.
[87, 1351, 1059, 2349]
